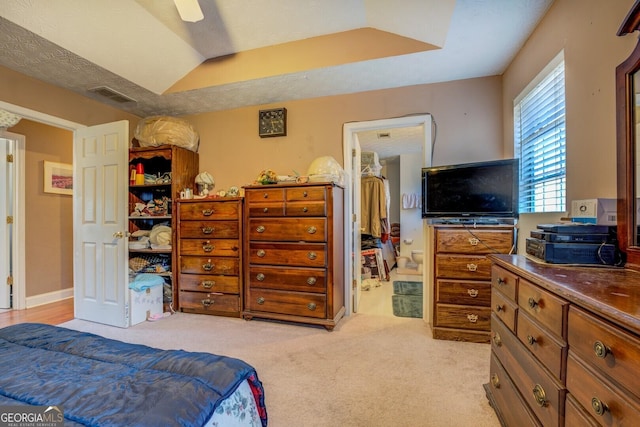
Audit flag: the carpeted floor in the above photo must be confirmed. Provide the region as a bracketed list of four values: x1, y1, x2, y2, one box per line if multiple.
[61, 310, 500, 427]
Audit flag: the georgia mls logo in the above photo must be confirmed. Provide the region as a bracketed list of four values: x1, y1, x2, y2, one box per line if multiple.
[0, 405, 64, 427]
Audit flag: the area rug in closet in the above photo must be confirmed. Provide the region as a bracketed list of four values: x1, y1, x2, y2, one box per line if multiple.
[392, 281, 423, 318]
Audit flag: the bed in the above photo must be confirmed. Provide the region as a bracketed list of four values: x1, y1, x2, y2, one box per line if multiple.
[0, 323, 267, 426]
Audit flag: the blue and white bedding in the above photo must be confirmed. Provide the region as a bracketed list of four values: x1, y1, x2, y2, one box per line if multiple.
[0, 323, 267, 426]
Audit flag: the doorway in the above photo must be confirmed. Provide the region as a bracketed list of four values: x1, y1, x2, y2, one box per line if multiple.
[342, 114, 433, 320]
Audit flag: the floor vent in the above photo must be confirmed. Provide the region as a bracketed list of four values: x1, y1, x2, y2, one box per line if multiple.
[88, 86, 136, 104]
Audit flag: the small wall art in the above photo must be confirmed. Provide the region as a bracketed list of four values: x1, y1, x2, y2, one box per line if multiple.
[43, 161, 73, 195]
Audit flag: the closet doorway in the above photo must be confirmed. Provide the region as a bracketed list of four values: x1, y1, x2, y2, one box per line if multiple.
[342, 115, 433, 318]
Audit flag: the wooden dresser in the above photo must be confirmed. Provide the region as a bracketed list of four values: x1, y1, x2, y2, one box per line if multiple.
[431, 225, 515, 343]
[242, 182, 345, 330]
[485, 254, 640, 426]
[176, 198, 243, 317]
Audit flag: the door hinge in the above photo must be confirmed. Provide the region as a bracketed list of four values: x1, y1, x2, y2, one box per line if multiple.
[6, 276, 13, 286]
[6, 154, 13, 163]
[6, 216, 13, 224]
[352, 149, 356, 157]
[352, 214, 357, 222]
[352, 279, 357, 289]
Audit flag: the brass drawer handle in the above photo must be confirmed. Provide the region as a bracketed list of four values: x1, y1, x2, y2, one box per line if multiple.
[202, 242, 214, 252]
[307, 302, 317, 311]
[532, 384, 548, 407]
[303, 191, 308, 197]
[497, 277, 506, 285]
[263, 193, 269, 198]
[201, 299, 213, 307]
[467, 288, 478, 298]
[528, 297, 539, 309]
[593, 340, 611, 358]
[201, 280, 215, 289]
[263, 207, 269, 213]
[257, 296, 265, 304]
[467, 314, 478, 323]
[256, 273, 265, 281]
[527, 335, 537, 346]
[307, 226, 317, 234]
[256, 225, 266, 233]
[303, 206, 308, 212]
[466, 263, 478, 272]
[307, 277, 317, 285]
[308, 252, 317, 260]
[257, 249, 266, 258]
[495, 304, 504, 312]
[490, 373, 500, 389]
[202, 209, 214, 216]
[202, 261, 214, 271]
[492, 332, 502, 347]
[591, 397, 608, 416]
[202, 226, 214, 234]
[468, 237, 479, 246]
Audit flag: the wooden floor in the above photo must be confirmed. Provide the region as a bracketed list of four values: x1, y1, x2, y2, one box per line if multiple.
[0, 298, 75, 328]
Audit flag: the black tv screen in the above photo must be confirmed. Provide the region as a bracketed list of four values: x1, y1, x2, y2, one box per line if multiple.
[422, 158, 519, 219]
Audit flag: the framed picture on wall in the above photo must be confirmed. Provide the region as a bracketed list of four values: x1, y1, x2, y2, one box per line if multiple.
[43, 161, 73, 195]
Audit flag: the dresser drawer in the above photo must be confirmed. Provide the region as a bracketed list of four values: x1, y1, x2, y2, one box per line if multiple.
[178, 274, 239, 294]
[180, 291, 240, 315]
[435, 279, 491, 306]
[285, 201, 326, 216]
[247, 266, 327, 292]
[435, 228, 513, 254]
[179, 256, 239, 275]
[491, 265, 518, 301]
[180, 239, 240, 257]
[247, 202, 285, 217]
[247, 218, 327, 242]
[517, 310, 567, 380]
[246, 289, 326, 319]
[246, 188, 285, 203]
[248, 242, 326, 267]
[179, 221, 239, 239]
[518, 279, 567, 339]
[568, 306, 640, 399]
[434, 304, 490, 330]
[567, 352, 640, 424]
[435, 254, 492, 279]
[286, 186, 326, 201]
[492, 287, 518, 332]
[565, 393, 600, 427]
[178, 201, 241, 220]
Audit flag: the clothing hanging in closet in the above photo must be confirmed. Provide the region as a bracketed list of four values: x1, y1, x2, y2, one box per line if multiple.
[361, 175, 388, 238]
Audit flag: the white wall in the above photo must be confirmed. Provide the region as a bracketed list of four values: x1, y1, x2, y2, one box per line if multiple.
[399, 153, 424, 258]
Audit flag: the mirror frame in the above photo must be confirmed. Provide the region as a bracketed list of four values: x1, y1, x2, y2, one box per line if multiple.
[617, 0, 640, 270]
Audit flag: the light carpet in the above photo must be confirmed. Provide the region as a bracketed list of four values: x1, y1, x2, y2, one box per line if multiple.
[61, 313, 500, 427]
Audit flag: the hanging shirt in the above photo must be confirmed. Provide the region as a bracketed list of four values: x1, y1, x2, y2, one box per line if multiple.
[361, 176, 387, 238]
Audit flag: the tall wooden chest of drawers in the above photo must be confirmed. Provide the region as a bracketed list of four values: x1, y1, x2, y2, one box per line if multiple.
[176, 198, 243, 317]
[485, 254, 640, 426]
[242, 183, 345, 330]
[431, 225, 515, 343]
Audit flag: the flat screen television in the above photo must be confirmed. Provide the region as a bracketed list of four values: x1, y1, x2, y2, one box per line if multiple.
[421, 158, 519, 220]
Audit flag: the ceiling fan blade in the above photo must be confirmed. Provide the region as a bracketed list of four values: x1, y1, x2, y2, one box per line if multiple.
[174, 0, 204, 22]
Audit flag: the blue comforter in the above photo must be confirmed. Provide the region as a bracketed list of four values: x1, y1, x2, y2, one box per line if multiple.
[0, 323, 267, 426]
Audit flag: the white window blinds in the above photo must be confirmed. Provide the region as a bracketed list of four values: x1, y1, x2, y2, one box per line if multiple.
[514, 57, 566, 214]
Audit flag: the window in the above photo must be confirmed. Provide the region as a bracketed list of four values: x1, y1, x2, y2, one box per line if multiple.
[514, 52, 566, 213]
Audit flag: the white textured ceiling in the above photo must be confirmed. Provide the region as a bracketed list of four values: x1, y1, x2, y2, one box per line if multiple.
[0, 0, 554, 120]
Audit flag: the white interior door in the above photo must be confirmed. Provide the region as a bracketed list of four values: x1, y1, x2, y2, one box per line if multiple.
[0, 135, 14, 308]
[352, 135, 362, 312]
[74, 120, 130, 327]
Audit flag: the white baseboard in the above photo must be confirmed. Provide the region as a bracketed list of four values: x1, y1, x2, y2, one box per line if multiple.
[26, 288, 73, 309]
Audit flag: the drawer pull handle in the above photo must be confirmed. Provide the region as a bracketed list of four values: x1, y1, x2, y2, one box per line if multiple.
[257, 297, 265, 304]
[591, 397, 608, 416]
[201, 299, 213, 307]
[257, 249, 266, 258]
[307, 302, 317, 311]
[202, 209, 214, 216]
[492, 332, 502, 347]
[497, 277, 506, 285]
[256, 273, 265, 281]
[527, 335, 537, 346]
[263, 207, 269, 213]
[202, 226, 214, 234]
[308, 252, 317, 260]
[263, 193, 269, 198]
[202, 261, 214, 271]
[528, 297, 539, 309]
[466, 263, 478, 272]
[256, 225, 266, 233]
[303, 191, 308, 197]
[467, 288, 479, 298]
[307, 277, 317, 285]
[468, 237, 479, 246]
[532, 384, 548, 407]
[593, 341, 611, 358]
[202, 242, 214, 252]
[303, 207, 308, 212]
[495, 304, 504, 312]
[307, 226, 317, 234]
[490, 373, 500, 389]
[201, 281, 215, 289]
[467, 314, 478, 323]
